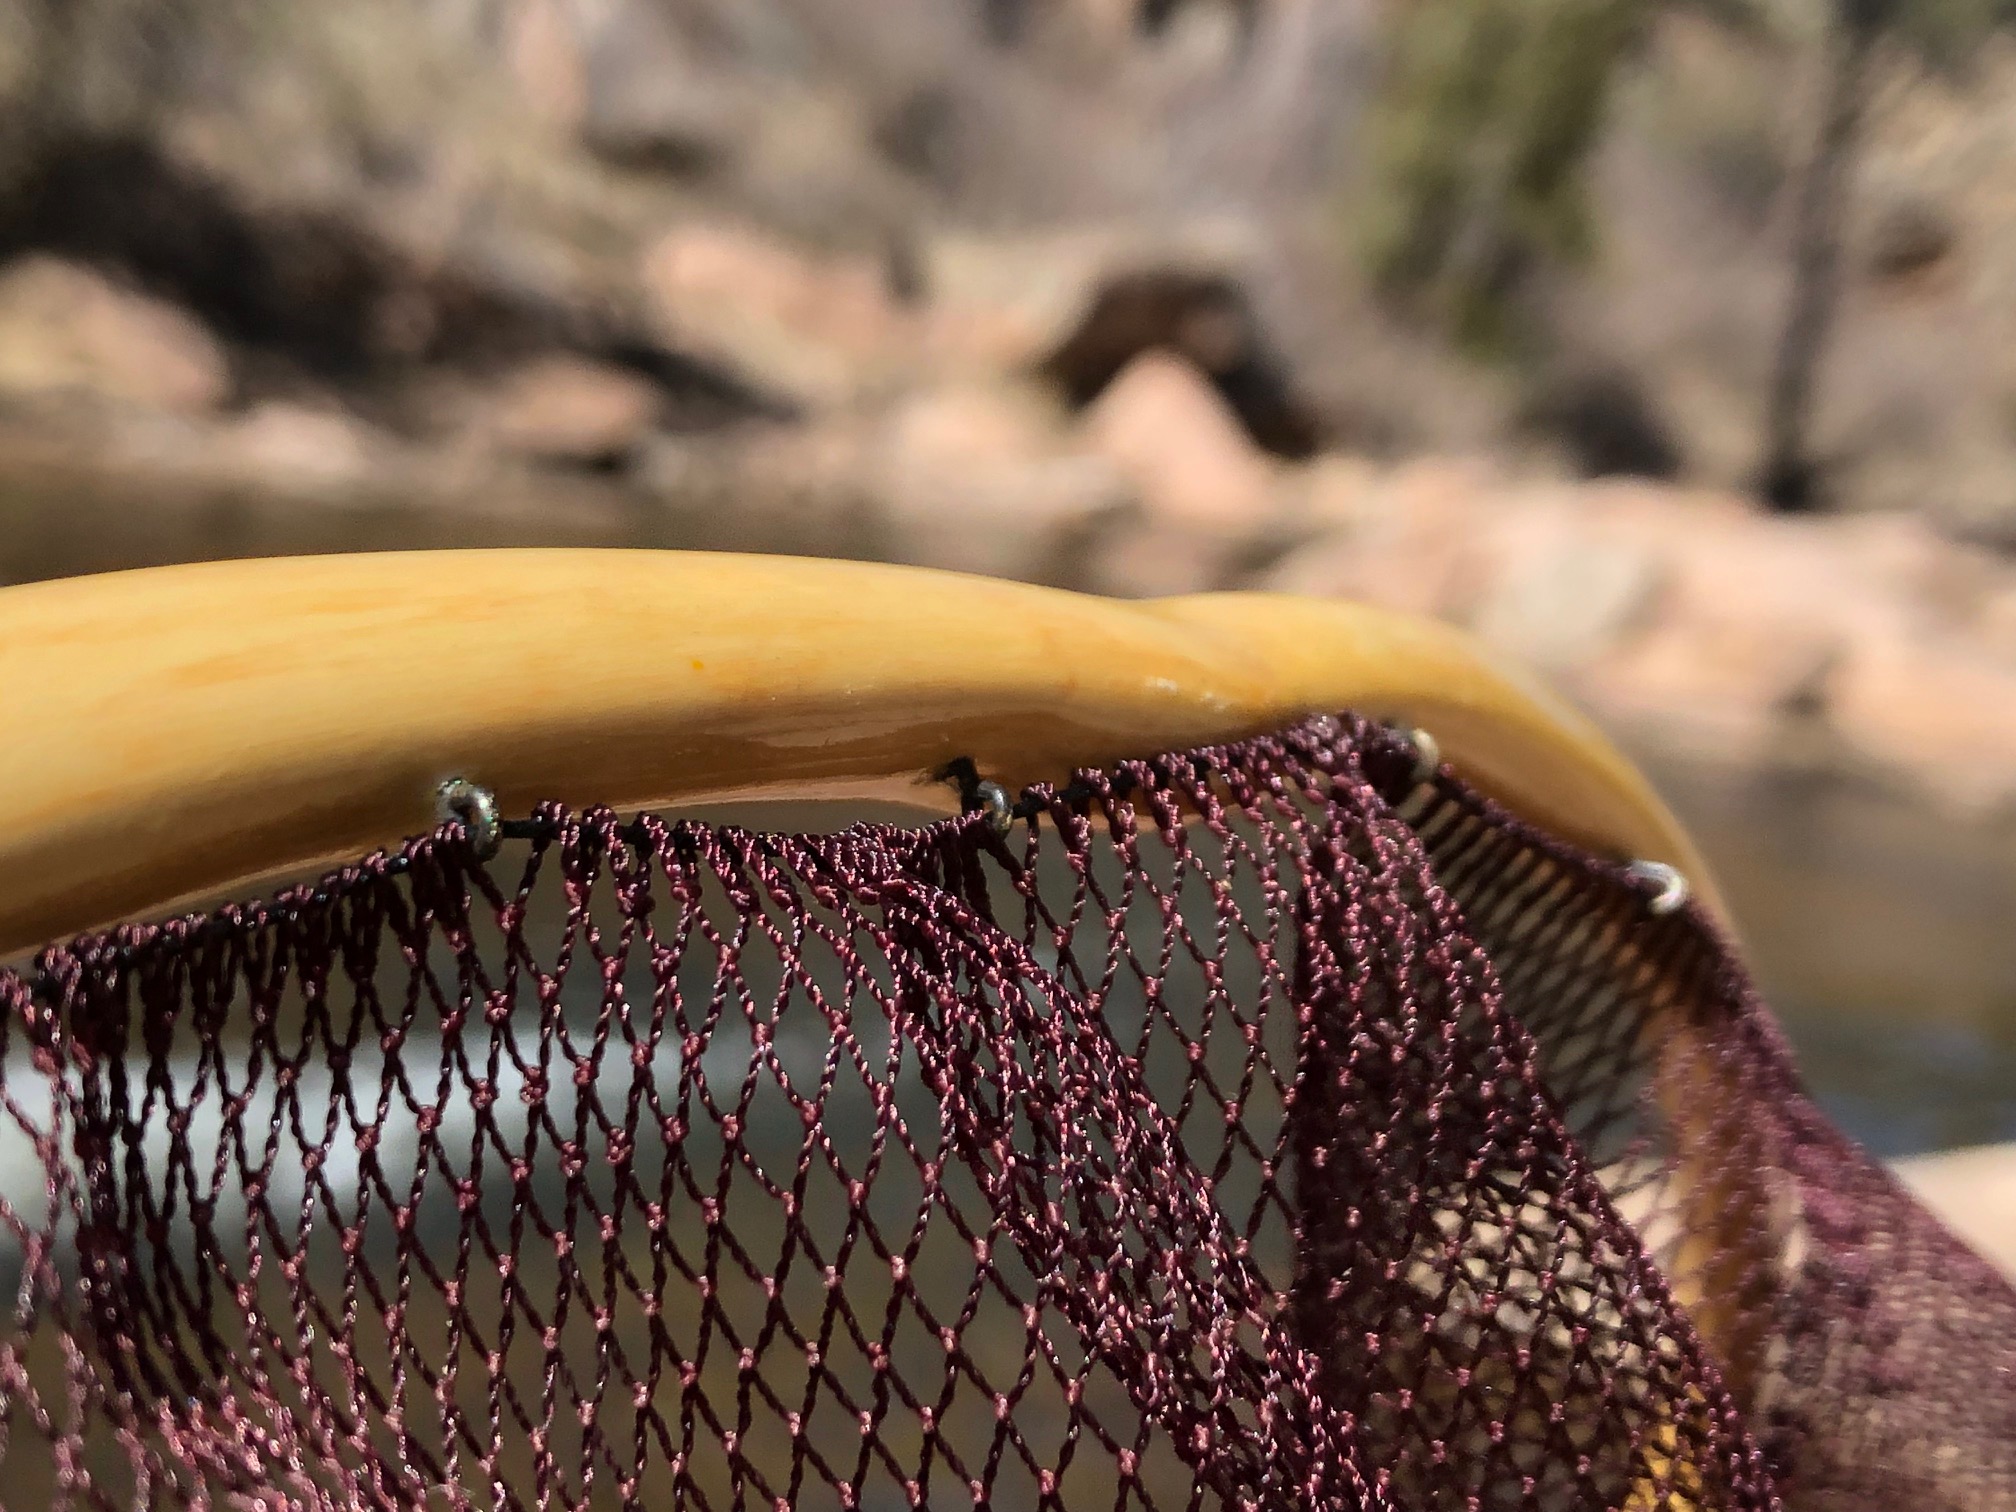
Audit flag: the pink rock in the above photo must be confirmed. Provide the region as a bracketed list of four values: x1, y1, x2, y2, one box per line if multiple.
[1072, 0, 1144, 48]
[1578, 613, 1836, 760]
[1290, 454, 1384, 531]
[1080, 351, 1275, 531]
[222, 403, 386, 491]
[1976, 584, 2016, 663]
[1261, 454, 2016, 800]
[1468, 505, 1663, 674]
[919, 229, 1150, 377]
[1574, 500, 1926, 761]
[643, 223, 911, 408]
[875, 384, 1133, 580]
[504, 0, 589, 132]
[1646, 505, 1931, 657]
[1260, 457, 1505, 619]
[481, 355, 660, 463]
[883, 383, 1063, 476]
[1264, 466, 1837, 758]
[1828, 632, 2016, 814]
[0, 256, 229, 415]
[1090, 524, 1241, 599]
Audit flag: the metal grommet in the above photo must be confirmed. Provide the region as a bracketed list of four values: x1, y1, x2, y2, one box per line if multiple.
[435, 777, 502, 861]
[1625, 859, 1690, 917]
[1404, 727, 1442, 787]
[972, 780, 1016, 837]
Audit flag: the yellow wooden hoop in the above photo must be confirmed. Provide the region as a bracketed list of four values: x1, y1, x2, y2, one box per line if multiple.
[0, 549, 1715, 958]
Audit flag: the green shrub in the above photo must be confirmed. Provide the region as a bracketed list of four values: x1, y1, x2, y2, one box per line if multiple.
[1358, 0, 1649, 354]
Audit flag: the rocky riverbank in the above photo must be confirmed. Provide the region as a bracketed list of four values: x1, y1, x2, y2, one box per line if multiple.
[8, 236, 2016, 820]
[8, 1, 2016, 821]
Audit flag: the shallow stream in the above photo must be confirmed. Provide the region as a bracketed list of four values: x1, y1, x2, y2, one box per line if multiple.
[1645, 754, 2016, 1157]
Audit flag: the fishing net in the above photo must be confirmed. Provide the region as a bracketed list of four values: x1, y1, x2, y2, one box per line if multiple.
[2, 714, 2012, 1511]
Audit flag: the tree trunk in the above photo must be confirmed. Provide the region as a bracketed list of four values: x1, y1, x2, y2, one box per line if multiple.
[1758, 0, 1888, 512]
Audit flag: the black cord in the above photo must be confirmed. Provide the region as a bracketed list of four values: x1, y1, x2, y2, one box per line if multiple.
[938, 755, 1154, 825]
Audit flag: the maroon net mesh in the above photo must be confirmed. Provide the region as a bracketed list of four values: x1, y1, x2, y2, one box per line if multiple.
[2, 714, 2012, 1511]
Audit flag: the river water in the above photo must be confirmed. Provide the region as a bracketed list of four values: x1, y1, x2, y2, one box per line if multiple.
[1643, 754, 2016, 1158]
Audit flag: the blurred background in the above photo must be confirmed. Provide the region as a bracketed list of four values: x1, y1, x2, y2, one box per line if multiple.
[1, 0, 2013, 1186]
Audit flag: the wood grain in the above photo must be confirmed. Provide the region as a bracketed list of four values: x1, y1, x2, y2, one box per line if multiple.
[0, 550, 1718, 955]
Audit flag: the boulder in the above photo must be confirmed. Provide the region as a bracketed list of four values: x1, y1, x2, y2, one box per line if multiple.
[1261, 468, 1897, 761]
[873, 382, 1134, 579]
[1830, 509, 2003, 622]
[219, 402, 386, 492]
[1089, 523, 1244, 599]
[1572, 495, 1921, 760]
[579, 3, 755, 173]
[1578, 612, 1837, 761]
[1039, 269, 1319, 456]
[1289, 453, 1384, 531]
[1470, 519, 1662, 675]
[1976, 583, 2016, 664]
[478, 355, 661, 465]
[1827, 632, 2016, 815]
[504, 0, 590, 133]
[642, 222, 912, 409]
[918, 223, 1257, 377]
[1258, 464, 2016, 793]
[1258, 457, 1504, 618]
[1080, 350, 1275, 531]
[883, 381, 1065, 475]
[1064, 0, 1143, 50]
[920, 228, 1124, 376]
[0, 256, 230, 415]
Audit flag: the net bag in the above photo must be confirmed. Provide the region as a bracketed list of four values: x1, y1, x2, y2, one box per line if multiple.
[2, 714, 2011, 1511]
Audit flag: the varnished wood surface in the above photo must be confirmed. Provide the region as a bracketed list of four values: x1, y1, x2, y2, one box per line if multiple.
[0, 550, 1718, 956]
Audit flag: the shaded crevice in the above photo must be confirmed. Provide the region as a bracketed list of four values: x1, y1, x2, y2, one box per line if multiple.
[1518, 364, 1683, 480]
[1039, 269, 1322, 458]
[0, 135, 791, 427]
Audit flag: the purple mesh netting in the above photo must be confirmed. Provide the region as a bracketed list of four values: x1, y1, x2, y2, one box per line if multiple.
[1, 714, 2010, 1511]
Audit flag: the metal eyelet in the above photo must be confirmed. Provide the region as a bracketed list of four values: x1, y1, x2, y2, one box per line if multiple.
[1403, 727, 1442, 787]
[972, 780, 1016, 837]
[435, 778, 502, 861]
[1624, 859, 1690, 916]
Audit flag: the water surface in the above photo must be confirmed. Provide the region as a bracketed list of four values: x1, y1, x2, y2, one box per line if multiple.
[1644, 755, 2016, 1158]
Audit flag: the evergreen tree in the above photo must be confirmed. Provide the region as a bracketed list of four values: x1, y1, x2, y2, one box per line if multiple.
[1360, 0, 1649, 354]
